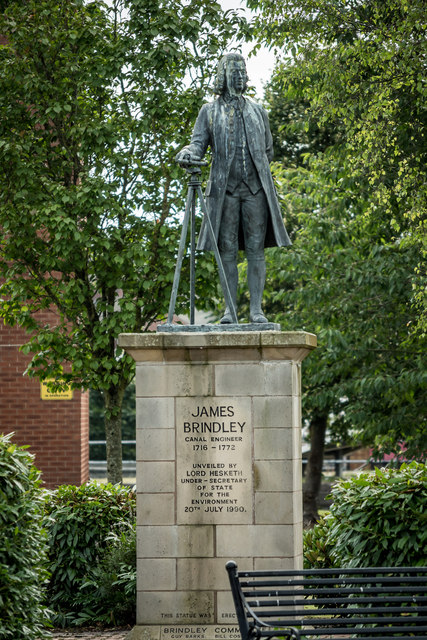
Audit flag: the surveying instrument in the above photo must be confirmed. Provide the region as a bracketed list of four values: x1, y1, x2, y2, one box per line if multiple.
[166, 160, 238, 326]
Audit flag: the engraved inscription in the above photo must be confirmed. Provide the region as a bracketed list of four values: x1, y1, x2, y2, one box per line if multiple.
[160, 626, 241, 640]
[176, 397, 252, 524]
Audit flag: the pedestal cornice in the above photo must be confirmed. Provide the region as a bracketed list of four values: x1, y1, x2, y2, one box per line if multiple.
[118, 331, 317, 364]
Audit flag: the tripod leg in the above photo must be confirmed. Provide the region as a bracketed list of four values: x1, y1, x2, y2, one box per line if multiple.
[190, 191, 196, 325]
[167, 185, 195, 324]
[197, 185, 238, 324]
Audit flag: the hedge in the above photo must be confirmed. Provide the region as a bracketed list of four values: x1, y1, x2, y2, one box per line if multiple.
[44, 480, 136, 626]
[304, 461, 427, 568]
[0, 433, 50, 639]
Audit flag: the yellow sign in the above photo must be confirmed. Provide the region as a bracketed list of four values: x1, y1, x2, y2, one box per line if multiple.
[40, 380, 73, 401]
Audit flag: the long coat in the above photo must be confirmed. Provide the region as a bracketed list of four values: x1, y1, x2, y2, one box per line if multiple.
[183, 95, 292, 251]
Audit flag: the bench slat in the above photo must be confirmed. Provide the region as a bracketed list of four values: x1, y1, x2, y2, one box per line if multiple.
[246, 606, 427, 616]
[240, 576, 427, 587]
[239, 567, 427, 577]
[244, 591, 427, 601]
[243, 585, 426, 596]
[254, 615, 427, 625]
[244, 590, 427, 607]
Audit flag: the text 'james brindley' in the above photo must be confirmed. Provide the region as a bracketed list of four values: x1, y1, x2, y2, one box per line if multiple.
[183, 421, 245, 433]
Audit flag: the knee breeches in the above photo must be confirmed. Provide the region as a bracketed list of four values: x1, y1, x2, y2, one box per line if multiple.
[218, 184, 268, 261]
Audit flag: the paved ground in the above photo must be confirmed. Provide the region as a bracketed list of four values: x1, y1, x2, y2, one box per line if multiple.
[47, 628, 131, 639]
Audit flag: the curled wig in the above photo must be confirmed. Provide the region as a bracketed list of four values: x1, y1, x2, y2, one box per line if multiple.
[213, 52, 249, 95]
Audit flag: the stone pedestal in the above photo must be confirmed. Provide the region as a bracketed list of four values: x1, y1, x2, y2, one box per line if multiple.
[118, 331, 316, 640]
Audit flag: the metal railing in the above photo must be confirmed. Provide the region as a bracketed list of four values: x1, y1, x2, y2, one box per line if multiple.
[89, 440, 136, 446]
[89, 440, 136, 477]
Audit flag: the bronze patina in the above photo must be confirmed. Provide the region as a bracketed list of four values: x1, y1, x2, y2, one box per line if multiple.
[175, 53, 291, 324]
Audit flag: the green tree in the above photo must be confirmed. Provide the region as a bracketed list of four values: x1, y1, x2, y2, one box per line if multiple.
[0, 0, 243, 482]
[243, 0, 427, 520]
[268, 150, 426, 521]
[264, 67, 337, 167]
[249, 0, 426, 330]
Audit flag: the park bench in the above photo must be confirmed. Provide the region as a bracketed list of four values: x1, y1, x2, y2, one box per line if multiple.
[226, 560, 427, 639]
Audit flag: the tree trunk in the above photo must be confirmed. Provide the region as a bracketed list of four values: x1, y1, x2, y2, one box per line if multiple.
[104, 384, 126, 484]
[303, 411, 328, 527]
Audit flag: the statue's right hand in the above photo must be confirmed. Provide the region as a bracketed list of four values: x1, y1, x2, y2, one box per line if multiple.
[175, 150, 200, 167]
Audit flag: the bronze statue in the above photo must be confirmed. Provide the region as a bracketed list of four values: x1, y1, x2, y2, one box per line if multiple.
[176, 53, 291, 324]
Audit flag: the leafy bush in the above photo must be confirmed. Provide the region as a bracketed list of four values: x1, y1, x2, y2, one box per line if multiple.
[0, 433, 50, 639]
[328, 462, 427, 567]
[303, 516, 337, 569]
[304, 462, 427, 569]
[72, 524, 136, 626]
[44, 480, 136, 626]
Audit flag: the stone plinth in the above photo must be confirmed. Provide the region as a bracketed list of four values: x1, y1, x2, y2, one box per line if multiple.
[118, 331, 316, 640]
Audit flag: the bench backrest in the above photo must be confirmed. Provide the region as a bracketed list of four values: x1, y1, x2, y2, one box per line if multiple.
[226, 561, 427, 639]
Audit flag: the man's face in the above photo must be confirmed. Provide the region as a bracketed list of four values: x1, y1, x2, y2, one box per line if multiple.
[226, 60, 246, 95]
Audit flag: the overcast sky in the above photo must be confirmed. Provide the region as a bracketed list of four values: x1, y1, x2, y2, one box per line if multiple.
[219, 0, 276, 99]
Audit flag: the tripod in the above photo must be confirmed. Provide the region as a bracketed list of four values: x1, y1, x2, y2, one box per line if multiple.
[167, 162, 238, 325]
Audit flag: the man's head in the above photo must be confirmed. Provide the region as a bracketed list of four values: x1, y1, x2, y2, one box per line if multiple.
[213, 53, 249, 96]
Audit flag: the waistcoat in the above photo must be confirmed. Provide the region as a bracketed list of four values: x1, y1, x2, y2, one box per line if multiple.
[226, 103, 262, 195]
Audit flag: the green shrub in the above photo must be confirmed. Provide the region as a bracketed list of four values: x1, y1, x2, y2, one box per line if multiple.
[303, 516, 337, 569]
[0, 433, 50, 639]
[326, 462, 426, 567]
[72, 523, 136, 626]
[44, 480, 136, 626]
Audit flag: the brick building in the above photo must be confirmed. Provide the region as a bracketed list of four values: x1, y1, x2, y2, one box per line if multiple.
[0, 315, 89, 488]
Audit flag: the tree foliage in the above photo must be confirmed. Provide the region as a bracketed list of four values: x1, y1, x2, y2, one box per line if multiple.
[235, 0, 427, 521]
[244, 0, 427, 460]
[249, 0, 426, 331]
[266, 151, 426, 457]
[0, 0, 243, 481]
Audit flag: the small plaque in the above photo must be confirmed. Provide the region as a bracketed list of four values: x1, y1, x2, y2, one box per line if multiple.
[176, 397, 252, 524]
[40, 380, 73, 400]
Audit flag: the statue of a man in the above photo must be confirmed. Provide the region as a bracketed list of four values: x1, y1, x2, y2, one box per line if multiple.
[176, 52, 291, 324]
